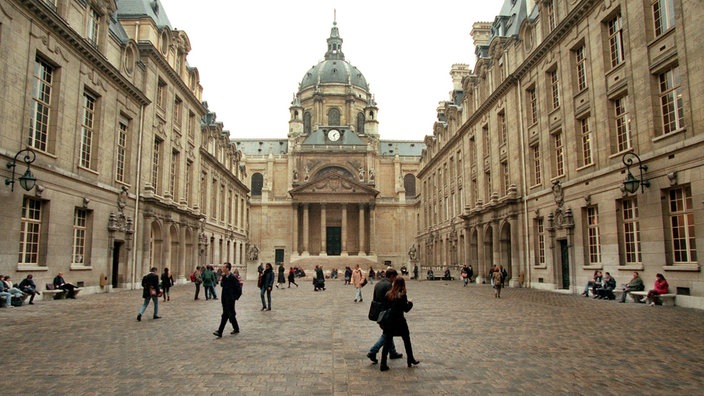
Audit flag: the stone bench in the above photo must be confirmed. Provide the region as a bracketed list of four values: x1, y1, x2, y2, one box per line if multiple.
[43, 284, 82, 300]
[0, 293, 29, 307]
[629, 291, 676, 306]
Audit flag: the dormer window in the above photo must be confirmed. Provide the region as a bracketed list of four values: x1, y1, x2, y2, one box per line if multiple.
[86, 7, 100, 46]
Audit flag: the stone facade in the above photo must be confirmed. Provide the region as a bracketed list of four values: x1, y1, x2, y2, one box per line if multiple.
[419, 0, 704, 308]
[0, 0, 248, 293]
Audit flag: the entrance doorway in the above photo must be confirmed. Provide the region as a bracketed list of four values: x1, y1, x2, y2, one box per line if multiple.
[275, 248, 285, 264]
[559, 239, 570, 289]
[326, 227, 341, 255]
[112, 241, 123, 288]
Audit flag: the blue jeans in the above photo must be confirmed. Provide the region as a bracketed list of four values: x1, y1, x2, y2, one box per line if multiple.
[260, 287, 271, 309]
[369, 333, 397, 355]
[0, 292, 11, 307]
[206, 285, 217, 299]
[355, 287, 362, 301]
[138, 296, 159, 317]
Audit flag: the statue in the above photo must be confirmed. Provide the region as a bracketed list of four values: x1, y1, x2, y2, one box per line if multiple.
[304, 166, 310, 181]
[368, 169, 375, 181]
[358, 166, 365, 181]
[408, 244, 418, 261]
[293, 169, 299, 181]
[247, 244, 259, 261]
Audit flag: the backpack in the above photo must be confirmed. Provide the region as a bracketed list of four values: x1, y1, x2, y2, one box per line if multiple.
[189, 272, 196, 282]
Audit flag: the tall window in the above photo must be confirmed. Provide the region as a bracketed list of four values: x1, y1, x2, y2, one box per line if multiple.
[29, 58, 54, 152]
[530, 143, 542, 186]
[659, 66, 684, 134]
[501, 161, 510, 196]
[546, 0, 556, 31]
[72, 208, 87, 265]
[328, 108, 340, 126]
[484, 170, 491, 202]
[549, 69, 560, 110]
[170, 150, 179, 199]
[220, 185, 226, 222]
[173, 97, 183, 126]
[552, 131, 565, 177]
[575, 45, 588, 91]
[607, 14, 625, 67]
[498, 112, 507, 145]
[185, 161, 192, 206]
[621, 198, 642, 264]
[578, 117, 593, 167]
[482, 124, 490, 157]
[86, 7, 100, 45]
[652, 0, 675, 37]
[211, 178, 218, 219]
[668, 186, 697, 263]
[116, 117, 129, 183]
[586, 206, 602, 264]
[536, 218, 545, 266]
[80, 91, 97, 169]
[199, 171, 207, 211]
[156, 78, 167, 109]
[18, 198, 42, 266]
[187, 111, 196, 140]
[614, 96, 631, 152]
[152, 139, 162, 194]
[527, 87, 538, 125]
[251, 173, 263, 196]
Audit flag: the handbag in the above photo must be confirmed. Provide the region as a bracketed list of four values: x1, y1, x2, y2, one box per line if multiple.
[376, 308, 391, 327]
[361, 278, 368, 287]
[368, 300, 382, 321]
[149, 286, 157, 297]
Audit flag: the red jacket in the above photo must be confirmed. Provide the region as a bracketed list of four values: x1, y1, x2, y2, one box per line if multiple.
[653, 279, 669, 294]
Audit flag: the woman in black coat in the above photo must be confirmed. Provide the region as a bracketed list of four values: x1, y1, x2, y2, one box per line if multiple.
[379, 278, 420, 371]
[276, 264, 286, 288]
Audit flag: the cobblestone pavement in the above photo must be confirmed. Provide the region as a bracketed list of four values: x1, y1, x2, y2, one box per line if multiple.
[4, 278, 704, 395]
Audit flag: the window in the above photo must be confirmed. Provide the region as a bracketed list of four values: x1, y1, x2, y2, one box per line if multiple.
[357, 112, 365, 134]
[575, 45, 588, 91]
[72, 208, 89, 265]
[613, 96, 631, 152]
[668, 186, 697, 263]
[152, 139, 162, 194]
[404, 174, 417, 197]
[80, 91, 97, 169]
[652, 0, 675, 37]
[498, 112, 507, 145]
[211, 178, 218, 219]
[18, 198, 42, 266]
[549, 69, 560, 110]
[185, 161, 192, 206]
[116, 117, 129, 183]
[173, 97, 183, 126]
[86, 7, 100, 46]
[187, 111, 196, 140]
[552, 131, 565, 177]
[471, 177, 478, 205]
[658, 66, 684, 134]
[220, 185, 226, 222]
[327, 108, 340, 126]
[170, 150, 179, 199]
[620, 197, 642, 265]
[199, 171, 207, 211]
[536, 218, 545, 266]
[484, 170, 491, 202]
[607, 14, 624, 68]
[578, 117, 593, 167]
[545, 0, 556, 31]
[501, 161, 510, 196]
[527, 87, 538, 125]
[585, 206, 602, 265]
[251, 173, 263, 196]
[303, 111, 312, 134]
[29, 58, 54, 152]
[482, 124, 490, 157]
[530, 144, 542, 186]
[156, 78, 167, 109]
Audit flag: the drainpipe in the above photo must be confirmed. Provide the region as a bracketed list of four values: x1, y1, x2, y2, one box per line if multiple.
[131, 103, 146, 289]
[515, 76, 531, 288]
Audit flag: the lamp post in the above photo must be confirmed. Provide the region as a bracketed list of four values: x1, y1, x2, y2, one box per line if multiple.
[5, 147, 37, 192]
[621, 152, 649, 194]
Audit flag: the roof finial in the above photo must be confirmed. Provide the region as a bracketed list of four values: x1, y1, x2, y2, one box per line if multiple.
[334, 9, 337, 25]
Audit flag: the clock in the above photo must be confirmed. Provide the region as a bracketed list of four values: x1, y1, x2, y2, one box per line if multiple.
[328, 129, 341, 142]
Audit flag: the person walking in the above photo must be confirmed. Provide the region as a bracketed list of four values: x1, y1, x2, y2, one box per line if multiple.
[379, 277, 420, 371]
[287, 266, 299, 288]
[492, 265, 503, 298]
[367, 269, 401, 364]
[213, 262, 242, 338]
[260, 263, 274, 311]
[202, 265, 217, 300]
[276, 263, 286, 289]
[193, 266, 203, 300]
[314, 265, 326, 291]
[161, 267, 174, 301]
[137, 267, 161, 321]
[352, 264, 366, 303]
[461, 265, 470, 287]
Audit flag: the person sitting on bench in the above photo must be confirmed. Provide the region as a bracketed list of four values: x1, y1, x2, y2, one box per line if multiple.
[644, 273, 669, 306]
[53, 272, 78, 299]
[19, 274, 40, 305]
[595, 272, 616, 300]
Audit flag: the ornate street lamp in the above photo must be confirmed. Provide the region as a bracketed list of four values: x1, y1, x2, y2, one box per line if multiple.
[622, 152, 649, 194]
[5, 147, 37, 192]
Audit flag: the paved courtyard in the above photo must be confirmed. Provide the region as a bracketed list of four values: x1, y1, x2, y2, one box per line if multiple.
[4, 277, 704, 395]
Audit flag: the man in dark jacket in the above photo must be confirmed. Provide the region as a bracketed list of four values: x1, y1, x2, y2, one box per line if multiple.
[213, 262, 242, 337]
[53, 272, 78, 299]
[366, 269, 402, 364]
[260, 263, 275, 311]
[619, 271, 645, 303]
[137, 267, 161, 321]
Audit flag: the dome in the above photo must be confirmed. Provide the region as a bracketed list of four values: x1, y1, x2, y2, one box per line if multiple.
[300, 59, 369, 91]
[299, 21, 369, 92]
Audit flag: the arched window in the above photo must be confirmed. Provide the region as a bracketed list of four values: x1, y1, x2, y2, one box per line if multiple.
[304, 111, 311, 134]
[251, 173, 263, 196]
[328, 108, 340, 126]
[404, 174, 417, 197]
[357, 112, 365, 134]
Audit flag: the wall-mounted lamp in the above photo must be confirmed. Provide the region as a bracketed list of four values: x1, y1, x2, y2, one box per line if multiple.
[622, 152, 649, 194]
[5, 147, 37, 192]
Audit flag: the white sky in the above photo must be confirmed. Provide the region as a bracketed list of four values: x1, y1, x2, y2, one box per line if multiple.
[160, 0, 503, 141]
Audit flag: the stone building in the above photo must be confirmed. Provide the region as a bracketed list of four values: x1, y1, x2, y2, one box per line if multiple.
[237, 21, 423, 277]
[419, 0, 704, 308]
[0, 0, 248, 294]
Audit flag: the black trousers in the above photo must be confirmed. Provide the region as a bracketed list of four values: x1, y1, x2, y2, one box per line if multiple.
[218, 300, 239, 333]
[194, 282, 201, 299]
[59, 284, 77, 298]
[381, 331, 415, 366]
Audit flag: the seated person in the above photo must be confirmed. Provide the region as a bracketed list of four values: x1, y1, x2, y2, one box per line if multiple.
[644, 273, 669, 306]
[18, 274, 40, 305]
[53, 272, 78, 299]
[581, 270, 602, 297]
[443, 268, 452, 280]
[2, 275, 25, 298]
[426, 269, 434, 280]
[619, 271, 645, 303]
[595, 272, 616, 300]
[400, 266, 408, 275]
[0, 274, 14, 308]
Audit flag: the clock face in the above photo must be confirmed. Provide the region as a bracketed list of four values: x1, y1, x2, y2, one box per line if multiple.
[328, 129, 341, 142]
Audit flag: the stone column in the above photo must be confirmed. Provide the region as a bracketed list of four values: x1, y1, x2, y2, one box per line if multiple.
[476, 226, 485, 284]
[369, 203, 376, 255]
[292, 204, 299, 256]
[179, 226, 187, 280]
[341, 204, 348, 256]
[492, 220, 500, 270]
[358, 204, 366, 256]
[320, 204, 327, 256]
[141, 215, 152, 278]
[509, 216, 520, 287]
[302, 204, 310, 256]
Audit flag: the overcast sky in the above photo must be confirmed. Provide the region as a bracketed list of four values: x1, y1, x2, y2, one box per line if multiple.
[160, 0, 503, 141]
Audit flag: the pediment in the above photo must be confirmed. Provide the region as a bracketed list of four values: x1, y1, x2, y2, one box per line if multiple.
[290, 170, 378, 199]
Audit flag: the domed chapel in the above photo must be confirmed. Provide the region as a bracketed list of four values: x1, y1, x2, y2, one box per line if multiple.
[236, 20, 424, 276]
